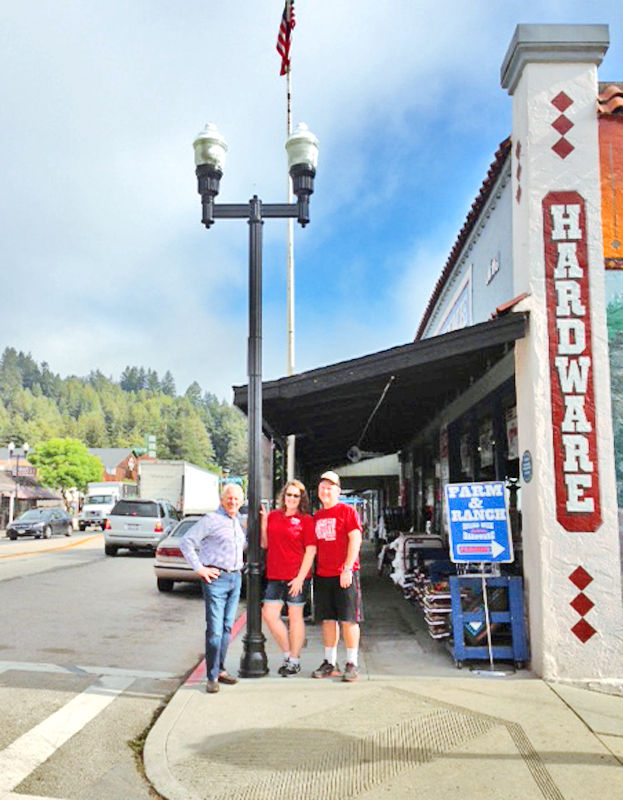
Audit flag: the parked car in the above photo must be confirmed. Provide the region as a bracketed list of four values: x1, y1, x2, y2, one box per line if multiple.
[7, 507, 73, 540]
[154, 515, 249, 596]
[154, 516, 202, 592]
[104, 498, 180, 556]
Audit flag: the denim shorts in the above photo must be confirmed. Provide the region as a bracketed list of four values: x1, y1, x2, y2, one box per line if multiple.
[264, 578, 310, 606]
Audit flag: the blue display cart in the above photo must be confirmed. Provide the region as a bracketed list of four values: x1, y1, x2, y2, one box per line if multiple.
[449, 575, 529, 669]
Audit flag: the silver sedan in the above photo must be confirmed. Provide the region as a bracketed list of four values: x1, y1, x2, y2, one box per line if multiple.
[153, 516, 202, 592]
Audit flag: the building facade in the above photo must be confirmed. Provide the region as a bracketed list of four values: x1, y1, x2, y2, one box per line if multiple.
[236, 24, 623, 681]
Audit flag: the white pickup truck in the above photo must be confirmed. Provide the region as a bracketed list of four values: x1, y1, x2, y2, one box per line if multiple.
[78, 481, 137, 531]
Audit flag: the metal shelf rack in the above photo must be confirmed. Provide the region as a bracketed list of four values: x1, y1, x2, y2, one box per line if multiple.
[448, 575, 529, 668]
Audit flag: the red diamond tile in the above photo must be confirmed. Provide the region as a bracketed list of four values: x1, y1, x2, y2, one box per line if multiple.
[552, 137, 575, 159]
[552, 114, 573, 135]
[571, 618, 597, 643]
[552, 91, 573, 112]
[515, 140, 521, 158]
[516, 186, 522, 204]
[516, 164, 522, 181]
[569, 566, 593, 590]
[570, 592, 594, 616]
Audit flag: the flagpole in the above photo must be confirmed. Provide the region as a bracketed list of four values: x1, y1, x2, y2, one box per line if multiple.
[285, 14, 296, 481]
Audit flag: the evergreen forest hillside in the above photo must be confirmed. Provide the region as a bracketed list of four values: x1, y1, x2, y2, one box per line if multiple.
[0, 348, 247, 474]
[608, 296, 623, 504]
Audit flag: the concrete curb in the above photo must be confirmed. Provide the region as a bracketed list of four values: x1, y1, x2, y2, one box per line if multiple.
[144, 612, 247, 800]
[144, 685, 203, 800]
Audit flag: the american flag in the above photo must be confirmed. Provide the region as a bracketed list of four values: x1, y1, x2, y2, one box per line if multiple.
[276, 0, 296, 76]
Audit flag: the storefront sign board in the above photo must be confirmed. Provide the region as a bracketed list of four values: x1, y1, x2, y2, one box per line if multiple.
[543, 192, 601, 531]
[445, 481, 513, 563]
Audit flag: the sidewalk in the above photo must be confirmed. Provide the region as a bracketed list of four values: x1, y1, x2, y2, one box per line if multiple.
[144, 550, 623, 800]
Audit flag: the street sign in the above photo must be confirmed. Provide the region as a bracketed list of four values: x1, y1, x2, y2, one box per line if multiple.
[220, 474, 244, 486]
[445, 481, 514, 563]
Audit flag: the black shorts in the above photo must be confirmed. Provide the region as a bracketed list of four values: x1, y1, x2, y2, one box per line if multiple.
[314, 573, 364, 623]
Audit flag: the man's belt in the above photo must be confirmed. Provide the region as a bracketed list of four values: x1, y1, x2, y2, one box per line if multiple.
[206, 564, 240, 573]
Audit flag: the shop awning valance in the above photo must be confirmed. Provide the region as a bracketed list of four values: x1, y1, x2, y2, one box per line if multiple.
[233, 312, 528, 473]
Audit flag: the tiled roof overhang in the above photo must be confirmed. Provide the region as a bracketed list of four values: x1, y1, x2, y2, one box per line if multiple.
[234, 312, 527, 473]
[598, 82, 623, 115]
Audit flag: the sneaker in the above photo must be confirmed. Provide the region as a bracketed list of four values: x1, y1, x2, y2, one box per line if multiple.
[206, 679, 220, 694]
[312, 659, 342, 679]
[342, 662, 359, 682]
[278, 660, 301, 677]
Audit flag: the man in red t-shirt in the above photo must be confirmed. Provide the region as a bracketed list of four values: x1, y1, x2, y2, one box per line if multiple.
[311, 470, 363, 682]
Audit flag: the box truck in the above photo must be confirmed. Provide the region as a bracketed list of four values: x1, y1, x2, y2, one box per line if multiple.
[78, 481, 137, 531]
[138, 460, 219, 516]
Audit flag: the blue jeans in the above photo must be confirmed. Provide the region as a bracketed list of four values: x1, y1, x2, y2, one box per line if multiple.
[201, 571, 242, 681]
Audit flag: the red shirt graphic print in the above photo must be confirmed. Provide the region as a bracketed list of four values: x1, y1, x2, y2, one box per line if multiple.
[313, 503, 361, 577]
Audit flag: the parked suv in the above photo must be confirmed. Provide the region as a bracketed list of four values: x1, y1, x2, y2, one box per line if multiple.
[104, 498, 180, 556]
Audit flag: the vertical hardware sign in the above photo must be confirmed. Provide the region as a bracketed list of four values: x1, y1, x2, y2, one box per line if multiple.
[543, 191, 601, 532]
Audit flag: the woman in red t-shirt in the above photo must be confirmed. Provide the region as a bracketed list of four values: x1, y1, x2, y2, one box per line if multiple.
[260, 480, 316, 676]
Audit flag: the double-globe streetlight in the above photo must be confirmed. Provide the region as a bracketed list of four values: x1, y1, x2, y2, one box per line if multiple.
[193, 121, 319, 678]
[8, 441, 29, 524]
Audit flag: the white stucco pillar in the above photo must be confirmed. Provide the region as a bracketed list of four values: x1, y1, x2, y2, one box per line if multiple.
[501, 24, 623, 680]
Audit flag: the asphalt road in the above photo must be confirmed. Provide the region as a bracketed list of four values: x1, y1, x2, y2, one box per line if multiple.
[0, 531, 207, 800]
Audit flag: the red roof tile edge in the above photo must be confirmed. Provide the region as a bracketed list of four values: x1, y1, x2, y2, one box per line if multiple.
[491, 292, 530, 318]
[598, 83, 623, 115]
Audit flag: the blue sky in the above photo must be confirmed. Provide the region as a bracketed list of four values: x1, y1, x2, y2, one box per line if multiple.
[3, 1, 623, 401]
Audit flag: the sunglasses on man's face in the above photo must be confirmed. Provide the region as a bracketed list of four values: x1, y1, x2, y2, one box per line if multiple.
[285, 492, 301, 498]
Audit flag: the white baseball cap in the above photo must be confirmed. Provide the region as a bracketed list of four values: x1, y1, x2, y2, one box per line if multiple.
[319, 470, 340, 487]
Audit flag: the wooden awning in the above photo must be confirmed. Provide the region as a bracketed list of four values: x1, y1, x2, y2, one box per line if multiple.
[234, 312, 527, 473]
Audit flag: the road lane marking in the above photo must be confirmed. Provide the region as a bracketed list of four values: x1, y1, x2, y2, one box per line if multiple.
[1, 793, 72, 800]
[0, 534, 101, 561]
[0, 661, 177, 680]
[0, 674, 133, 793]
[0, 662, 68, 676]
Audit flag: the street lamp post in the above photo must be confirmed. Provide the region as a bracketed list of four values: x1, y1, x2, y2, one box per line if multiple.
[193, 121, 318, 678]
[8, 441, 29, 524]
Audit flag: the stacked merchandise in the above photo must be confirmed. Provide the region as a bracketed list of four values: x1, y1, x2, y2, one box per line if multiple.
[422, 582, 452, 639]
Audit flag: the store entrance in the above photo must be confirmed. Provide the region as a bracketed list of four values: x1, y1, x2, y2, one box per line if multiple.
[371, 377, 527, 670]
[359, 539, 462, 675]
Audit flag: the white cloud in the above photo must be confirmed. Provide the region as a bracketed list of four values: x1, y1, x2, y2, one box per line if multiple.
[1, 0, 623, 402]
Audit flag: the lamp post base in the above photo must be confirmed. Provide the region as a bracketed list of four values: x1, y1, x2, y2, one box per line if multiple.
[239, 631, 269, 678]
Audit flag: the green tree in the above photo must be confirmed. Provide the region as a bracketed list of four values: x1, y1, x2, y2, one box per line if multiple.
[76, 410, 109, 447]
[0, 348, 23, 406]
[120, 366, 140, 392]
[164, 399, 215, 467]
[185, 381, 202, 407]
[210, 403, 248, 473]
[146, 368, 161, 394]
[15, 394, 64, 443]
[39, 361, 62, 399]
[0, 400, 10, 442]
[161, 370, 176, 397]
[29, 438, 104, 507]
[15, 351, 42, 391]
